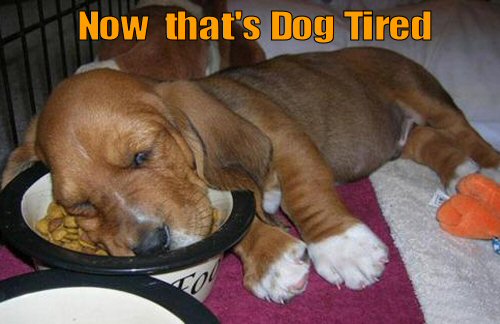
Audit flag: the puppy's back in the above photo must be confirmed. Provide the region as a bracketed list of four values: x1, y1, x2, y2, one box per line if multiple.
[199, 48, 414, 180]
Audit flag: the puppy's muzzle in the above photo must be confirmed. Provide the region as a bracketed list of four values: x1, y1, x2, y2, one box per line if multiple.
[133, 225, 171, 255]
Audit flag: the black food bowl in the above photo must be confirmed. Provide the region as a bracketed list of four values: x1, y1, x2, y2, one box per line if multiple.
[0, 162, 255, 301]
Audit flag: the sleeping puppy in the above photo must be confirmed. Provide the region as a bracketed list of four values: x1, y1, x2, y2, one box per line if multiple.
[3, 47, 500, 303]
[76, 0, 265, 79]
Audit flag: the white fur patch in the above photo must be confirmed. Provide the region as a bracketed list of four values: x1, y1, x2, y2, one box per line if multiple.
[136, 0, 203, 18]
[170, 230, 202, 249]
[308, 223, 388, 290]
[205, 41, 221, 76]
[263, 189, 282, 214]
[251, 240, 310, 303]
[480, 166, 500, 183]
[75, 59, 121, 74]
[446, 158, 480, 195]
[398, 117, 416, 148]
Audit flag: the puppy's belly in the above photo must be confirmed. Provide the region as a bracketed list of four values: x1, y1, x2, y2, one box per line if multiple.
[277, 99, 404, 182]
[309, 113, 403, 182]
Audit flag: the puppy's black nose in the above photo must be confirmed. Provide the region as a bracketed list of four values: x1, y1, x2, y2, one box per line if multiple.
[133, 226, 171, 256]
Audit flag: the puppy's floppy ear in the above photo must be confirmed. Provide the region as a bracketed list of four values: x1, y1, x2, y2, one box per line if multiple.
[196, 0, 266, 69]
[154, 81, 272, 193]
[226, 23, 266, 68]
[1, 117, 40, 189]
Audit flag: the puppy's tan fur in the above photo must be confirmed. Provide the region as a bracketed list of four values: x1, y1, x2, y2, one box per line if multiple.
[3, 47, 499, 300]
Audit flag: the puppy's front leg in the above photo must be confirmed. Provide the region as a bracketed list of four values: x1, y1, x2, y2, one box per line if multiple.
[272, 133, 388, 290]
[233, 217, 310, 303]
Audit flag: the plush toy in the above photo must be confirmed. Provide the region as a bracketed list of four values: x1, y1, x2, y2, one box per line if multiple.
[437, 174, 500, 240]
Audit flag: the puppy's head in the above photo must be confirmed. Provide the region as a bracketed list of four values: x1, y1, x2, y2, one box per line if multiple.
[32, 70, 217, 256]
[4, 69, 271, 256]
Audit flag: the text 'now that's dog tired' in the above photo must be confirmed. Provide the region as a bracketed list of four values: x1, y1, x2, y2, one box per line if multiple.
[79, 10, 432, 43]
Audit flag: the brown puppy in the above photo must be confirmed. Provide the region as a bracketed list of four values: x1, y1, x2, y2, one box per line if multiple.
[3, 47, 500, 303]
[76, 0, 265, 80]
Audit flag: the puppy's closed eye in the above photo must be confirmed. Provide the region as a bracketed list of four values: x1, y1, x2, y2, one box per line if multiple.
[132, 151, 151, 168]
[65, 201, 96, 217]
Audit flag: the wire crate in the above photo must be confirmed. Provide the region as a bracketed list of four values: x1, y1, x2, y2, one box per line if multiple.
[0, 0, 136, 168]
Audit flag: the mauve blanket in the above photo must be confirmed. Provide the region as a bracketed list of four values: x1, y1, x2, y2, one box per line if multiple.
[0, 178, 423, 323]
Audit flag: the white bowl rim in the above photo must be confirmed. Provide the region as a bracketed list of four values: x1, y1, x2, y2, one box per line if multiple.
[0, 269, 218, 323]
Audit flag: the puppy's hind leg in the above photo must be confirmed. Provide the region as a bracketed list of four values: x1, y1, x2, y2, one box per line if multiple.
[401, 126, 478, 194]
[455, 122, 500, 183]
[400, 96, 500, 193]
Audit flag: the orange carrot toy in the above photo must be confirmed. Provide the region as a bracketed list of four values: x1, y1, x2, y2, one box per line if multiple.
[437, 174, 500, 240]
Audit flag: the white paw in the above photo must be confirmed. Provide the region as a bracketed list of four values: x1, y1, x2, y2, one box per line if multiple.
[480, 166, 500, 183]
[446, 159, 479, 195]
[263, 189, 282, 214]
[308, 223, 388, 290]
[251, 241, 310, 303]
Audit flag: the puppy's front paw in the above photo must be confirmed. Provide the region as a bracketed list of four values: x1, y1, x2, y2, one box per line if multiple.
[250, 240, 310, 303]
[308, 223, 388, 290]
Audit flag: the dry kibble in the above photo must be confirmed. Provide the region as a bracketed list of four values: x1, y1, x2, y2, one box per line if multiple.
[95, 249, 108, 256]
[79, 238, 96, 249]
[62, 241, 82, 252]
[51, 228, 67, 241]
[35, 218, 49, 235]
[63, 216, 78, 228]
[47, 203, 64, 219]
[48, 218, 63, 232]
[65, 233, 79, 241]
[36, 202, 109, 256]
[37, 202, 222, 257]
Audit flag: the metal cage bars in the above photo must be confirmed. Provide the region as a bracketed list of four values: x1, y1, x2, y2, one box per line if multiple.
[0, 0, 137, 148]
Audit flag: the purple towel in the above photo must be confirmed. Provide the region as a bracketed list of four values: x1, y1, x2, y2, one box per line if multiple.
[205, 179, 424, 323]
[0, 178, 423, 323]
[0, 246, 33, 281]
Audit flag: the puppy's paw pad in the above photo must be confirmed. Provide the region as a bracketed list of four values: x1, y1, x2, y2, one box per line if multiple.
[251, 241, 310, 303]
[308, 223, 388, 290]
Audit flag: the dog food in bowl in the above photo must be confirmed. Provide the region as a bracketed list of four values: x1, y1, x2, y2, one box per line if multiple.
[35, 202, 109, 255]
[35, 202, 224, 256]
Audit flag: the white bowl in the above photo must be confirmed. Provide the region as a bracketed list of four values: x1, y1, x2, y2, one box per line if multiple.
[0, 270, 218, 323]
[0, 163, 254, 302]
